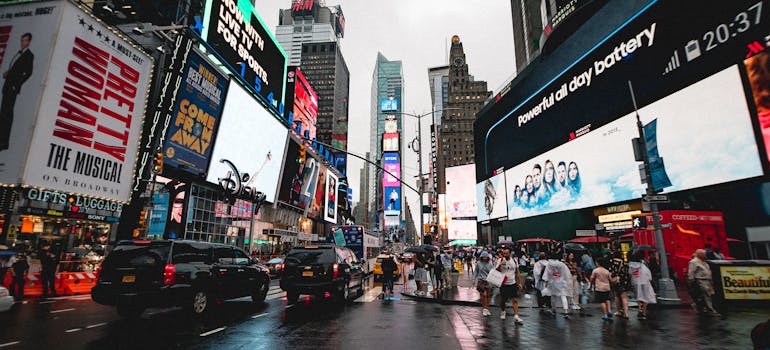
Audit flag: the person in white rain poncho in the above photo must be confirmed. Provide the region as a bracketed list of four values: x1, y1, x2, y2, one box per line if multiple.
[532, 252, 550, 309]
[542, 253, 573, 318]
[628, 251, 656, 320]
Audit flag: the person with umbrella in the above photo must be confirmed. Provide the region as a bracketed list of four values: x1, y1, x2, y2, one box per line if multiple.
[413, 250, 429, 296]
[380, 254, 398, 299]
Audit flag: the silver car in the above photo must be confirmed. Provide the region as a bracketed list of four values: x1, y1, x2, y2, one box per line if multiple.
[0, 286, 13, 312]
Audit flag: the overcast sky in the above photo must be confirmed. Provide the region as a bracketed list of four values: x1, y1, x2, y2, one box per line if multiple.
[253, 0, 516, 230]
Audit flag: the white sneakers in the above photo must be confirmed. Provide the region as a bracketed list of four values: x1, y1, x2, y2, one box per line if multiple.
[500, 311, 506, 320]
[482, 308, 491, 316]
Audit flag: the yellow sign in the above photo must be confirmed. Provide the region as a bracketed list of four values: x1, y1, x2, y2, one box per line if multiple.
[598, 210, 642, 223]
[720, 265, 770, 300]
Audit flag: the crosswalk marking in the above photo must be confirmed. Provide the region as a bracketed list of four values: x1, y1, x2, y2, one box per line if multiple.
[355, 286, 382, 303]
[265, 286, 285, 301]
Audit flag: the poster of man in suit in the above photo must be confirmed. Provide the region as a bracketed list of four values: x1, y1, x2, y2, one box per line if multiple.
[0, 32, 33, 151]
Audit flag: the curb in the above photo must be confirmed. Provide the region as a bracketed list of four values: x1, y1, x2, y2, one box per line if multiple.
[400, 291, 694, 309]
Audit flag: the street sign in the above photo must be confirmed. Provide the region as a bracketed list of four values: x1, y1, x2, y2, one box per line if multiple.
[638, 163, 647, 184]
[642, 194, 669, 202]
[576, 229, 596, 237]
[594, 223, 605, 230]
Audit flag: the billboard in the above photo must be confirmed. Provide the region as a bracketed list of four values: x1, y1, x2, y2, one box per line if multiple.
[206, 82, 288, 203]
[438, 193, 448, 230]
[383, 133, 399, 152]
[200, 0, 287, 110]
[0, 2, 61, 185]
[381, 98, 398, 112]
[276, 139, 302, 207]
[383, 186, 401, 216]
[1, 2, 154, 202]
[163, 50, 227, 176]
[310, 164, 327, 218]
[476, 172, 508, 221]
[286, 67, 318, 140]
[445, 164, 477, 219]
[298, 156, 321, 211]
[448, 219, 477, 241]
[745, 51, 770, 165]
[382, 152, 400, 187]
[505, 66, 762, 220]
[324, 169, 338, 223]
[333, 153, 346, 176]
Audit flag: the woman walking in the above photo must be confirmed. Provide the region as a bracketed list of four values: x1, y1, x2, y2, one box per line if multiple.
[609, 251, 631, 319]
[564, 252, 582, 311]
[474, 251, 495, 317]
[628, 251, 656, 320]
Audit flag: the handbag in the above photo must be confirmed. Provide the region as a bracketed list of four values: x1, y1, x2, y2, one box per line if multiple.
[486, 268, 506, 288]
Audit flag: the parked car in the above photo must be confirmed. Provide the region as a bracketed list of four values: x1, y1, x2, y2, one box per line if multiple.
[0, 286, 13, 312]
[372, 254, 401, 282]
[280, 244, 365, 304]
[265, 257, 284, 277]
[92, 240, 270, 318]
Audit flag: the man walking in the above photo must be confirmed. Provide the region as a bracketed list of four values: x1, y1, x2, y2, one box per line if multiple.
[10, 254, 29, 300]
[0, 32, 34, 151]
[40, 245, 59, 298]
[496, 246, 524, 324]
[380, 254, 398, 299]
[440, 250, 453, 290]
[688, 249, 720, 316]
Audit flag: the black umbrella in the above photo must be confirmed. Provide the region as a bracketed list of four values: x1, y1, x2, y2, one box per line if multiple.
[496, 240, 514, 249]
[404, 246, 427, 253]
[563, 242, 587, 252]
[419, 244, 438, 252]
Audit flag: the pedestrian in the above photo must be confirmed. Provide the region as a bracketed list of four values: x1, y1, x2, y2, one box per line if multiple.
[687, 249, 721, 316]
[0, 256, 9, 285]
[580, 251, 596, 282]
[413, 252, 428, 296]
[751, 319, 770, 350]
[495, 246, 524, 324]
[40, 244, 59, 298]
[711, 247, 725, 260]
[440, 249, 453, 290]
[10, 253, 29, 300]
[648, 251, 661, 292]
[564, 252, 582, 311]
[591, 257, 614, 322]
[464, 251, 473, 275]
[609, 251, 631, 319]
[474, 251, 495, 317]
[543, 252, 573, 318]
[380, 255, 398, 299]
[533, 252, 551, 310]
[628, 251, 656, 320]
[432, 251, 445, 293]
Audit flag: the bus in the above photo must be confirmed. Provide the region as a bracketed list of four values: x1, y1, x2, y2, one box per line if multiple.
[329, 225, 381, 273]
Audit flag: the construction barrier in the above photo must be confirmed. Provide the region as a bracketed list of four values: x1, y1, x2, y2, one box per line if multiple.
[2, 271, 95, 297]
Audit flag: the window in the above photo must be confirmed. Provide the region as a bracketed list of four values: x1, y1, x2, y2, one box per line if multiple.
[213, 246, 234, 264]
[233, 249, 250, 266]
[172, 242, 211, 264]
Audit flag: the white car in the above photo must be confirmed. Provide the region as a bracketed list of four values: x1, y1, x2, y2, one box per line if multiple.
[0, 286, 13, 312]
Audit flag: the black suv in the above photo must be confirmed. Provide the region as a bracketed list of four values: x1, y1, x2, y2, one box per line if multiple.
[280, 244, 365, 303]
[92, 240, 270, 317]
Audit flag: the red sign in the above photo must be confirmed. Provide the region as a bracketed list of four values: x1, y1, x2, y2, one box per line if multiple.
[292, 0, 314, 13]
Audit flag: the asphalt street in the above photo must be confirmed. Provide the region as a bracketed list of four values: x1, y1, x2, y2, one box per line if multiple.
[0, 277, 766, 349]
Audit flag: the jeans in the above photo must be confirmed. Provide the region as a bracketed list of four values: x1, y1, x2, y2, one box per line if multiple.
[11, 276, 24, 299]
[41, 271, 56, 297]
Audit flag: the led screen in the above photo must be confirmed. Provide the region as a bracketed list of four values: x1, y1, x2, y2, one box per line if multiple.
[476, 172, 508, 221]
[383, 152, 401, 187]
[206, 82, 288, 202]
[505, 65, 762, 220]
[276, 140, 303, 207]
[383, 186, 401, 216]
[383, 133, 399, 152]
[289, 68, 318, 140]
[381, 99, 398, 111]
[445, 164, 477, 219]
[448, 219, 477, 241]
[324, 169, 339, 223]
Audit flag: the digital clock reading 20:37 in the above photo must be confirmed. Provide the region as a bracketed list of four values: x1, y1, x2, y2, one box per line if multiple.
[700, 1, 763, 52]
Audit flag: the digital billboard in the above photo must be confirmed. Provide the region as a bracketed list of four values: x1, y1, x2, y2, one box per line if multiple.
[745, 51, 770, 165]
[286, 67, 318, 140]
[384, 186, 401, 216]
[333, 153, 346, 176]
[382, 152, 400, 187]
[200, 0, 287, 110]
[381, 98, 398, 112]
[3, 2, 154, 202]
[206, 82, 288, 203]
[476, 172, 508, 221]
[298, 156, 321, 211]
[505, 65, 762, 220]
[448, 219, 477, 241]
[383, 133, 399, 152]
[438, 193, 448, 230]
[445, 164, 477, 219]
[164, 50, 227, 176]
[480, 1, 770, 180]
[324, 169, 338, 223]
[310, 164, 327, 218]
[276, 139, 302, 207]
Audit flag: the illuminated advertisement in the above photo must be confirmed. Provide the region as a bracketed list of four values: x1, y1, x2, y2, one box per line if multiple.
[286, 67, 318, 140]
[333, 153, 346, 176]
[448, 219, 477, 241]
[384, 186, 401, 216]
[438, 193, 448, 230]
[206, 82, 288, 203]
[383, 133, 399, 152]
[298, 157, 321, 211]
[310, 164, 327, 218]
[476, 172, 508, 221]
[446, 164, 477, 219]
[745, 51, 770, 165]
[505, 66, 761, 220]
[719, 265, 770, 300]
[382, 152, 401, 187]
[324, 169, 338, 223]
[276, 140, 303, 207]
[164, 50, 227, 176]
[200, 0, 287, 110]
[381, 98, 398, 112]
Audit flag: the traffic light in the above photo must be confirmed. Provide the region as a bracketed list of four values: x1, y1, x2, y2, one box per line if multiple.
[297, 145, 307, 164]
[152, 152, 163, 174]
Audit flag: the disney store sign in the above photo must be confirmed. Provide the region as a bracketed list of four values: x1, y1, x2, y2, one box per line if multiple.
[216, 159, 267, 203]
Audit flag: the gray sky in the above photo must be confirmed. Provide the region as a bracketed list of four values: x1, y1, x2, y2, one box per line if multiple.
[253, 0, 516, 229]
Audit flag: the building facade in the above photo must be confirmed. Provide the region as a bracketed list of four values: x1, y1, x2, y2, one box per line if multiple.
[510, 0, 544, 73]
[275, 2, 344, 66]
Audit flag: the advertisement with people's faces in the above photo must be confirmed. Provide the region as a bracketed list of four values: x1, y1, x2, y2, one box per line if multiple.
[324, 169, 338, 223]
[150, 176, 188, 240]
[445, 164, 477, 219]
[476, 172, 507, 221]
[448, 219, 477, 241]
[506, 65, 763, 220]
[310, 165, 327, 219]
[745, 51, 770, 165]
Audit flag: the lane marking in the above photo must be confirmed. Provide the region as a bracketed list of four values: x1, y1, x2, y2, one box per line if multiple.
[355, 286, 382, 303]
[251, 312, 268, 319]
[38, 300, 55, 304]
[285, 304, 295, 309]
[199, 327, 226, 337]
[265, 293, 285, 301]
[86, 322, 107, 329]
[65, 328, 82, 333]
[51, 308, 76, 314]
[0, 341, 20, 348]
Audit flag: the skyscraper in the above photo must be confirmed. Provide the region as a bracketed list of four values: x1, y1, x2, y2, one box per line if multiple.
[370, 53, 403, 231]
[510, 0, 544, 73]
[427, 65, 449, 227]
[275, 2, 345, 66]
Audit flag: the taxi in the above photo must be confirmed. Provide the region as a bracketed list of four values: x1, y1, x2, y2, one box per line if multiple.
[372, 254, 401, 282]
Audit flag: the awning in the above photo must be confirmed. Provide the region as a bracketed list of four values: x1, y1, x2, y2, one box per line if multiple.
[620, 233, 634, 239]
[449, 239, 477, 246]
[569, 236, 610, 243]
[517, 238, 556, 243]
[727, 238, 745, 243]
